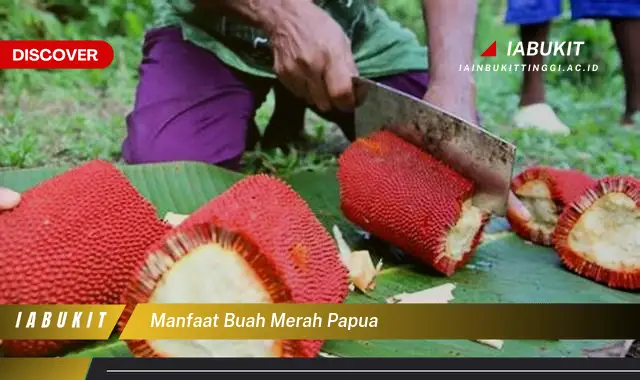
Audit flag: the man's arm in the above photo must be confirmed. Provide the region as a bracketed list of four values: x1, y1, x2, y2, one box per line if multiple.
[422, 0, 477, 88]
[196, 0, 357, 111]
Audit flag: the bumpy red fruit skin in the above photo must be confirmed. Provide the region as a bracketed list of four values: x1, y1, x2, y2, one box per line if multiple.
[120, 174, 349, 358]
[337, 130, 489, 276]
[507, 166, 595, 245]
[0, 160, 170, 357]
[553, 176, 640, 289]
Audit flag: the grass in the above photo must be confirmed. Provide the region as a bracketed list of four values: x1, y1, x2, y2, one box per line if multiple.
[1, 0, 639, 179]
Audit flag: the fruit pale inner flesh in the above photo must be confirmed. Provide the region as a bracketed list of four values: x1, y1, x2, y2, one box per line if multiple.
[148, 243, 280, 357]
[446, 200, 485, 260]
[515, 180, 558, 235]
[568, 193, 640, 270]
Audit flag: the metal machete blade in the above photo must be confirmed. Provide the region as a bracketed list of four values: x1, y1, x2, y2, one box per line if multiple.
[353, 77, 516, 217]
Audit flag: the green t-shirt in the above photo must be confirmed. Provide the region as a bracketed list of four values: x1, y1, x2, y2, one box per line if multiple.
[152, 0, 428, 78]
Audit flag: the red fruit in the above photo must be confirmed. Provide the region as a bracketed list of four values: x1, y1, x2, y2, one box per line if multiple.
[120, 174, 349, 358]
[507, 166, 595, 245]
[553, 176, 640, 289]
[0, 160, 170, 357]
[337, 130, 489, 276]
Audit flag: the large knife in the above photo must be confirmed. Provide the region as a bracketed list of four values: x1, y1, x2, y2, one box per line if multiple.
[352, 77, 516, 217]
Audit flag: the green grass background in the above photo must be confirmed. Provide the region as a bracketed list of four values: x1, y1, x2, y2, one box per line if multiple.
[0, 0, 638, 177]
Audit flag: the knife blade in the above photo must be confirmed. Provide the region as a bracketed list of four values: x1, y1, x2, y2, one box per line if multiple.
[352, 77, 516, 216]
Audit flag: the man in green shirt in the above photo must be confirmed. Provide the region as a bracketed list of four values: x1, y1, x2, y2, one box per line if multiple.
[119, 0, 530, 219]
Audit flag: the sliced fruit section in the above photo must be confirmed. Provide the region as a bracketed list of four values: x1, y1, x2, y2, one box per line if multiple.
[507, 166, 595, 245]
[337, 130, 489, 276]
[120, 174, 349, 358]
[553, 176, 640, 289]
[0, 160, 170, 357]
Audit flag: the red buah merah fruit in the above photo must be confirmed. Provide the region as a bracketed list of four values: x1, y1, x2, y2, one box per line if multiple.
[120, 174, 349, 358]
[553, 175, 640, 290]
[0, 160, 170, 357]
[336, 130, 490, 277]
[507, 166, 596, 246]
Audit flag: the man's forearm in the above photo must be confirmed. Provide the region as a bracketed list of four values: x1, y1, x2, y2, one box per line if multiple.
[422, 0, 478, 84]
[196, 0, 312, 35]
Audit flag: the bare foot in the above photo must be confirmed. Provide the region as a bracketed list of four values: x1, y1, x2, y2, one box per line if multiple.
[0, 187, 20, 210]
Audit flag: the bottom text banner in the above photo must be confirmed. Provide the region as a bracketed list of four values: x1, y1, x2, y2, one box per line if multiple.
[119, 303, 640, 340]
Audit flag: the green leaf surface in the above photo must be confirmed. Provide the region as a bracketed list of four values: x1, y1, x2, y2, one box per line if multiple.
[1, 161, 637, 359]
[64, 338, 131, 358]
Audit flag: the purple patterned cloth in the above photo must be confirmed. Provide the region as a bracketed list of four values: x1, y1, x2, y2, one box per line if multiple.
[121, 27, 429, 170]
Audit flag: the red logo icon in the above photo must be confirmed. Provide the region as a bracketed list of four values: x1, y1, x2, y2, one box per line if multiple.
[481, 41, 497, 57]
[0, 40, 114, 69]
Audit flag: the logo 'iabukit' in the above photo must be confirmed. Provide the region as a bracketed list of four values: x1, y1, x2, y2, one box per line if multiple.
[507, 41, 585, 56]
[463, 40, 597, 72]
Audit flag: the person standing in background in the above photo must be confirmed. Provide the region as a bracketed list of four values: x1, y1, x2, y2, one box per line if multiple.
[505, 0, 640, 134]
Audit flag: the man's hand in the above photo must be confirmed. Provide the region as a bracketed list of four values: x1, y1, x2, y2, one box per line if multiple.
[0, 187, 20, 210]
[268, 2, 358, 112]
[508, 191, 531, 221]
[421, 0, 530, 222]
[425, 86, 531, 223]
[208, 0, 358, 112]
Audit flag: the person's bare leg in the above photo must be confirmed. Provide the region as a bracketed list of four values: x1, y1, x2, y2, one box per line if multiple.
[610, 18, 640, 125]
[519, 22, 552, 106]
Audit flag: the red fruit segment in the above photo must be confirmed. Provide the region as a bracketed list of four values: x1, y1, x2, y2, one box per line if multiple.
[507, 166, 595, 245]
[553, 176, 640, 289]
[124, 223, 289, 357]
[0, 160, 170, 357]
[120, 175, 349, 358]
[337, 130, 489, 276]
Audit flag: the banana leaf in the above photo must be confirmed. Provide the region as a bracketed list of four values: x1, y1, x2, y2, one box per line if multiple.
[0, 161, 636, 358]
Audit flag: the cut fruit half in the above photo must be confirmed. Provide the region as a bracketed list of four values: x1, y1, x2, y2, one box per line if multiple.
[0, 160, 170, 357]
[122, 223, 291, 358]
[507, 166, 595, 245]
[337, 130, 489, 276]
[553, 176, 640, 289]
[120, 174, 349, 358]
